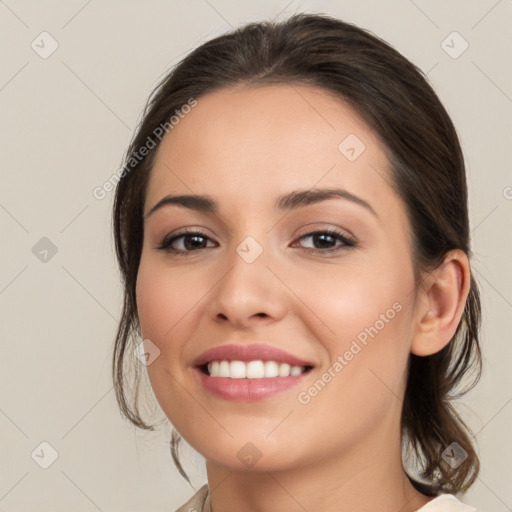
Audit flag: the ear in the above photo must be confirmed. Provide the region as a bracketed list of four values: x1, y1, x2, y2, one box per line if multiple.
[411, 249, 471, 357]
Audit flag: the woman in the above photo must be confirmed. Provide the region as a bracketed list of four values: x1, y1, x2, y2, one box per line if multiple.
[112, 13, 483, 512]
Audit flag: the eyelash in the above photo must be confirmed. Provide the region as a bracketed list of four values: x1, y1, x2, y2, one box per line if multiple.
[156, 228, 357, 256]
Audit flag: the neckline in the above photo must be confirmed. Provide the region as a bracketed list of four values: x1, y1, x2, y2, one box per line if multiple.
[200, 489, 466, 512]
[202, 488, 211, 512]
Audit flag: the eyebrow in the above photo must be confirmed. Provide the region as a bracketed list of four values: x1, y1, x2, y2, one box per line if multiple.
[145, 187, 378, 219]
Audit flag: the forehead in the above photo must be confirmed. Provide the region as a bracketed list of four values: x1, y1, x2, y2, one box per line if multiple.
[145, 84, 398, 218]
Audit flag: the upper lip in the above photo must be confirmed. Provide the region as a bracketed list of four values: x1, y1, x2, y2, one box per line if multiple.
[193, 344, 315, 368]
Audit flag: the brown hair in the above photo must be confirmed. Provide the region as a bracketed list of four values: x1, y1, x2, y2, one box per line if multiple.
[112, 12, 482, 495]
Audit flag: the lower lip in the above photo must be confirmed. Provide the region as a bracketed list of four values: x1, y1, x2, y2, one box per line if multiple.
[194, 367, 311, 401]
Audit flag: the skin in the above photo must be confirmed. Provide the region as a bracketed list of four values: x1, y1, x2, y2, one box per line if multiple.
[136, 84, 471, 512]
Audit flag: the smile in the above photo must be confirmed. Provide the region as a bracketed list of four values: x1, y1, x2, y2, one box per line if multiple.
[204, 360, 312, 378]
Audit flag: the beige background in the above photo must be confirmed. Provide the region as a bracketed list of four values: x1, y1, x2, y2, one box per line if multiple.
[0, 1, 511, 510]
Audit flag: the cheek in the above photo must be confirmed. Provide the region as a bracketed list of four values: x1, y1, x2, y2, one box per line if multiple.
[135, 256, 202, 344]
[290, 274, 412, 448]
[135, 258, 198, 423]
[135, 254, 216, 399]
[291, 262, 407, 345]
[290, 255, 414, 393]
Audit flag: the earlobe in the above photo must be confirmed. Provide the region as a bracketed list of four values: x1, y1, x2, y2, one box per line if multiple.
[411, 249, 471, 357]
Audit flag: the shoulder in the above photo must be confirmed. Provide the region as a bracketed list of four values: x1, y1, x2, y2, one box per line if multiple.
[416, 494, 479, 512]
[173, 484, 209, 512]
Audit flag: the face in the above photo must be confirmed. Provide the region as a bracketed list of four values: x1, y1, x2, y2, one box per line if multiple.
[136, 84, 419, 471]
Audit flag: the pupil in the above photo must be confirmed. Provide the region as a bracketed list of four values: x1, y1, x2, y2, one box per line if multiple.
[314, 233, 334, 248]
[185, 235, 206, 250]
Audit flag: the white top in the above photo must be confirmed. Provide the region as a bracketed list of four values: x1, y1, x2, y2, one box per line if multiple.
[416, 493, 478, 511]
[174, 484, 480, 512]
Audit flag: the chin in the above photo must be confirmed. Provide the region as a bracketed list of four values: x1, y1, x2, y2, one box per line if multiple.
[196, 436, 300, 473]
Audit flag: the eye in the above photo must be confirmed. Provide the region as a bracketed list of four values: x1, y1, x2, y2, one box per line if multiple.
[156, 228, 357, 256]
[156, 229, 216, 255]
[293, 229, 356, 253]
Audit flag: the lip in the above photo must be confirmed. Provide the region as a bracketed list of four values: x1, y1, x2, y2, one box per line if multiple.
[192, 343, 315, 402]
[192, 343, 315, 368]
[194, 368, 312, 402]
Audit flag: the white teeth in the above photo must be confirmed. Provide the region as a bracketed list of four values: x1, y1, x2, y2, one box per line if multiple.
[218, 360, 230, 377]
[278, 363, 291, 377]
[246, 360, 264, 378]
[290, 365, 302, 376]
[206, 360, 307, 378]
[230, 360, 246, 379]
[264, 361, 279, 378]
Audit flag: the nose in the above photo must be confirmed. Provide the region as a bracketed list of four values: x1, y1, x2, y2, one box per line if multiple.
[207, 244, 287, 330]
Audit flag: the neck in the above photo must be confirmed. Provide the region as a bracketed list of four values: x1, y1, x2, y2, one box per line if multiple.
[204, 420, 434, 512]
